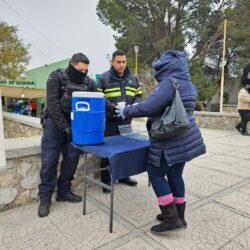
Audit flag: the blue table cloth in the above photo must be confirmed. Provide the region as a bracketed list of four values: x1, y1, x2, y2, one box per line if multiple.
[74, 135, 150, 182]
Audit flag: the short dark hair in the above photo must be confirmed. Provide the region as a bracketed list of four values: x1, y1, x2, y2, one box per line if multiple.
[70, 53, 89, 65]
[112, 50, 125, 60]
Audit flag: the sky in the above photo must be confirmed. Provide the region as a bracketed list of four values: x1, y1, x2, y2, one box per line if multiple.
[0, 0, 116, 77]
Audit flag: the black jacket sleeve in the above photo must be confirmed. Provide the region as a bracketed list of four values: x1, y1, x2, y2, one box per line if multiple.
[46, 71, 69, 131]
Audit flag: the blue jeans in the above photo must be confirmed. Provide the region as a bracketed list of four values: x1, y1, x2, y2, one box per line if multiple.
[38, 118, 80, 202]
[147, 156, 185, 198]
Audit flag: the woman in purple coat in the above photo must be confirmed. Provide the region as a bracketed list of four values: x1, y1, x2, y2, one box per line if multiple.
[115, 50, 206, 235]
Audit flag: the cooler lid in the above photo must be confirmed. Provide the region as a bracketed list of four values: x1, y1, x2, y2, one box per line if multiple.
[72, 91, 104, 98]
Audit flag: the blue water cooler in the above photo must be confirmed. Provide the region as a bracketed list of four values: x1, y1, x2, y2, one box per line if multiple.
[71, 91, 105, 145]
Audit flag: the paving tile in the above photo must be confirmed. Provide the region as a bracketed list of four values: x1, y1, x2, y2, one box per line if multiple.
[48, 199, 97, 224]
[0, 201, 97, 245]
[200, 128, 234, 137]
[215, 187, 250, 215]
[88, 176, 159, 228]
[54, 210, 129, 249]
[4, 226, 75, 250]
[235, 161, 250, 172]
[147, 203, 250, 250]
[220, 228, 250, 250]
[192, 159, 250, 178]
[239, 184, 250, 195]
[0, 243, 8, 250]
[114, 237, 156, 250]
[206, 154, 243, 165]
[88, 173, 199, 227]
[184, 165, 242, 197]
[0, 204, 128, 250]
[209, 134, 250, 147]
[204, 142, 239, 154]
[2, 128, 250, 249]
[0, 204, 52, 242]
[224, 149, 250, 161]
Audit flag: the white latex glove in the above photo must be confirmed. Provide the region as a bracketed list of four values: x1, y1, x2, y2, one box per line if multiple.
[115, 105, 126, 120]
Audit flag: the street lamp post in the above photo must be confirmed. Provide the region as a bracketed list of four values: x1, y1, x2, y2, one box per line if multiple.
[220, 19, 227, 113]
[132, 43, 142, 77]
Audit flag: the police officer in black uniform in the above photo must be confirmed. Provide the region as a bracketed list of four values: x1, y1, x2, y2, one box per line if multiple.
[38, 53, 96, 217]
[97, 50, 142, 193]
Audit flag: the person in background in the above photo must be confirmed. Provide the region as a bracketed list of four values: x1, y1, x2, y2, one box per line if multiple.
[41, 101, 45, 111]
[235, 63, 250, 136]
[30, 99, 37, 117]
[14, 100, 21, 114]
[97, 50, 142, 193]
[115, 50, 206, 235]
[20, 100, 29, 116]
[26, 101, 32, 116]
[38, 53, 96, 217]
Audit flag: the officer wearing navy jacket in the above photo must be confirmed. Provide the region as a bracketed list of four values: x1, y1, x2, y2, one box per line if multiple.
[97, 50, 142, 192]
[38, 53, 96, 217]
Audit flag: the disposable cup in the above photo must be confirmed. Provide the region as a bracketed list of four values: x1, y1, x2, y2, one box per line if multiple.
[117, 101, 126, 109]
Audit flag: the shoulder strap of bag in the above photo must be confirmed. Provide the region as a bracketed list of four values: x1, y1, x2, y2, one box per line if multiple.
[168, 77, 179, 90]
[166, 77, 179, 104]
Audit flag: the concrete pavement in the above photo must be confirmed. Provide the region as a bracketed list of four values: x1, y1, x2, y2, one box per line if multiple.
[0, 128, 250, 250]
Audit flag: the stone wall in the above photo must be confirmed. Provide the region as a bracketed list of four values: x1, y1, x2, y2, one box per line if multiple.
[127, 112, 249, 131]
[4, 120, 42, 139]
[223, 105, 238, 113]
[1, 113, 101, 212]
[3, 112, 42, 139]
[194, 111, 250, 130]
[0, 143, 100, 212]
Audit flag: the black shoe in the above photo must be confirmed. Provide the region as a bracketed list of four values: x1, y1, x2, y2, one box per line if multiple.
[241, 131, 250, 136]
[235, 126, 241, 133]
[118, 177, 138, 186]
[56, 192, 82, 203]
[102, 188, 111, 193]
[38, 201, 51, 217]
[102, 181, 111, 193]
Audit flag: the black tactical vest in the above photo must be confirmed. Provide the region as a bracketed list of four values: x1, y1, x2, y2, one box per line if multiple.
[57, 69, 93, 114]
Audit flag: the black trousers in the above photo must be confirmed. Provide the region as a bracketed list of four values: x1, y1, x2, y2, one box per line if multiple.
[236, 110, 250, 132]
[38, 118, 80, 202]
[101, 119, 130, 183]
[31, 109, 37, 117]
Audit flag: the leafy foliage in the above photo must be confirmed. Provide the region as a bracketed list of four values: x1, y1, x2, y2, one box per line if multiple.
[0, 21, 30, 80]
[97, 0, 250, 102]
[97, 0, 192, 67]
[189, 59, 217, 102]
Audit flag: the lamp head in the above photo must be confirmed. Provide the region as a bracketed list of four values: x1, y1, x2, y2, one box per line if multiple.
[132, 43, 142, 54]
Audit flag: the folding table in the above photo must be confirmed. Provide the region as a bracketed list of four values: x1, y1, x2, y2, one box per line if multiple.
[74, 135, 149, 232]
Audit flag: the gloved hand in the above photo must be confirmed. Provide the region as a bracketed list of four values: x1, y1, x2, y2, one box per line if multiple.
[115, 105, 126, 120]
[64, 127, 72, 141]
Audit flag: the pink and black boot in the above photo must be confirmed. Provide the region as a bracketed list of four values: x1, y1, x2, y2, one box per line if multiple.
[156, 197, 187, 228]
[151, 194, 185, 234]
